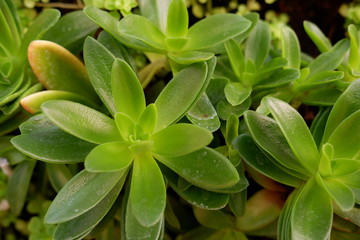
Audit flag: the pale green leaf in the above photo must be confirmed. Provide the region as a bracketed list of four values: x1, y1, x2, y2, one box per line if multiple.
[130, 152, 166, 227]
[225, 39, 245, 78]
[85, 142, 134, 172]
[303, 21, 332, 53]
[282, 26, 301, 69]
[224, 82, 251, 106]
[112, 59, 145, 120]
[151, 123, 213, 157]
[114, 112, 135, 140]
[166, 0, 188, 38]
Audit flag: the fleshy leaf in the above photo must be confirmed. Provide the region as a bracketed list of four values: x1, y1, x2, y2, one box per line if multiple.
[185, 14, 251, 51]
[166, 0, 188, 38]
[11, 114, 96, 164]
[28, 40, 99, 103]
[225, 39, 245, 78]
[224, 82, 251, 106]
[303, 21, 332, 53]
[138, 104, 157, 134]
[20, 90, 95, 114]
[130, 152, 166, 227]
[327, 110, 360, 159]
[111, 59, 145, 120]
[46, 164, 73, 193]
[167, 51, 214, 65]
[41, 100, 121, 144]
[83, 37, 117, 114]
[233, 134, 304, 187]
[45, 170, 125, 224]
[118, 14, 166, 52]
[138, 0, 169, 33]
[318, 143, 333, 177]
[155, 147, 239, 189]
[264, 97, 319, 173]
[331, 159, 360, 177]
[53, 174, 125, 240]
[291, 177, 333, 240]
[193, 208, 234, 230]
[151, 123, 213, 157]
[155, 62, 208, 130]
[281, 26, 301, 69]
[245, 20, 271, 69]
[85, 142, 134, 172]
[244, 110, 309, 176]
[322, 79, 360, 143]
[318, 176, 355, 211]
[114, 112, 135, 140]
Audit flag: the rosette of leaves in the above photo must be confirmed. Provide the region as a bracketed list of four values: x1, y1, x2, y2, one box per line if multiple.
[0, 1, 100, 135]
[214, 20, 300, 120]
[11, 37, 241, 239]
[233, 79, 360, 239]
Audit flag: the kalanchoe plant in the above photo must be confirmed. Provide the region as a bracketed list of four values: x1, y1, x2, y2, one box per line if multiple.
[233, 79, 360, 239]
[11, 36, 241, 239]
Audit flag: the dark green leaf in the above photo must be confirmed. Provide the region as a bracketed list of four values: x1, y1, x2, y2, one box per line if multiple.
[54, 173, 125, 240]
[264, 97, 319, 173]
[233, 134, 303, 187]
[11, 114, 96, 164]
[193, 208, 234, 230]
[216, 98, 251, 120]
[156, 147, 239, 189]
[45, 170, 125, 224]
[224, 82, 252, 106]
[41, 100, 121, 144]
[83, 37, 117, 114]
[85, 141, 134, 172]
[46, 164, 73, 192]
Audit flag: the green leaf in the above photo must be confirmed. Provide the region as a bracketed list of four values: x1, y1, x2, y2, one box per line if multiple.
[46, 164, 73, 192]
[327, 110, 360, 159]
[111, 59, 145, 120]
[216, 98, 251, 120]
[317, 177, 355, 212]
[28, 40, 99, 103]
[85, 142, 134, 172]
[83, 37, 117, 115]
[307, 39, 349, 77]
[323, 79, 360, 143]
[166, 0, 188, 38]
[160, 164, 230, 210]
[253, 68, 299, 90]
[19, 9, 60, 60]
[224, 82, 251, 106]
[11, 114, 96, 164]
[42, 10, 99, 53]
[138, 0, 169, 33]
[186, 93, 220, 132]
[303, 21, 332, 53]
[155, 62, 208, 130]
[7, 160, 36, 215]
[291, 177, 333, 240]
[124, 195, 163, 240]
[156, 147, 239, 189]
[114, 112, 135, 140]
[331, 159, 360, 177]
[137, 104, 157, 134]
[225, 114, 239, 145]
[118, 14, 166, 52]
[185, 14, 251, 51]
[300, 87, 342, 106]
[130, 152, 166, 227]
[225, 39, 245, 78]
[236, 189, 284, 232]
[347, 24, 360, 72]
[41, 100, 121, 144]
[281, 26, 301, 69]
[45, 170, 125, 224]
[310, 107, 331, 147]
[244, 110, 309, 177]
[168, 51, 214, 65]
[53, 174, 125, 240]
[245, 21, 271, 69]
[152, 123, 212, 157]
[318, 143, 333, 177]
[299, 71, 343, 90]
[278, 189, 298, 240]
[233, 134, 303, 187]
[264, 97, 319, 173]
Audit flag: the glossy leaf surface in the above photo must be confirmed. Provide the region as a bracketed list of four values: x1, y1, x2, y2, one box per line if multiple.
[130, 153, 166, 227]
[41, 100, 121, 144]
